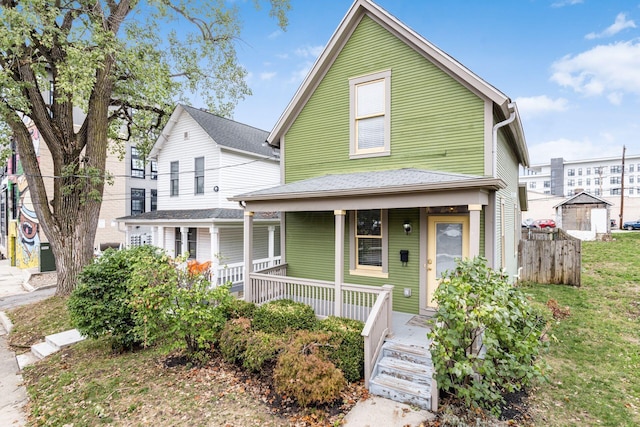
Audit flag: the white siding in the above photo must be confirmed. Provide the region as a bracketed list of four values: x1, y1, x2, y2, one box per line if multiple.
[197, 228, 211, 261]
[219, 149, 280, 209]
[155, 111, 222, 210]
[219, 228, 243, 264]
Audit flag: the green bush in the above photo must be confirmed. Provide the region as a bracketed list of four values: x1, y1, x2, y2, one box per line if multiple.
[252, 299, 317, 334]
[130, 256, 234, 362]
[219, 318, 252, 364]
[317, 316, 365, 382]
[427, 257, 548, 415]
[223, 298, 256, 320]
[242, 331, 286, 372]
[273, 330, 346, 407]
[68, 246, 168, 351]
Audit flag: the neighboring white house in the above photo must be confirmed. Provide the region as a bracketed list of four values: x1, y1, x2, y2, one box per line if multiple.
[117, 104, 281, 286]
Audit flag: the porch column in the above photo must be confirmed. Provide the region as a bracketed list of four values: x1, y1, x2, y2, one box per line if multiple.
[268, 225, 275, 267]
[334, 210, 346, 317]
[468, 204, 482, 258]
[180, 226, 188, 257]
[243, 211, 254, 302]
[157, 226, 164, 251]
[125, 226, 131, 249]
[209, 225, 220, 285]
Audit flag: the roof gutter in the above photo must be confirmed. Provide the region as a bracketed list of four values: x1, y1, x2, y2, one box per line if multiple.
[492, 102, 516, 179]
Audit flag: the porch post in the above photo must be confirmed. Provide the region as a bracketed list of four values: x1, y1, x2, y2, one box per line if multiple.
[157, 226, 164, 251]
[468, 204, 482, 258]
[209, 225, 220, 285]
[243, 211, 254, 302]
[268, 225, 275, 267]
[334, 210, 346, 317]
[124, 226, 131, 249]
[180, 226, 188, 257]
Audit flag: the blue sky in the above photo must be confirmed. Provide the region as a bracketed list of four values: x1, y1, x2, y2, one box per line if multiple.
[214, 0, 640, 165]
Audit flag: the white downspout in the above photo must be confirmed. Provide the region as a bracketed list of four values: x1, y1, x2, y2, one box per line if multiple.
[491, 103, 516, 269]
[492, 103, 516, 179]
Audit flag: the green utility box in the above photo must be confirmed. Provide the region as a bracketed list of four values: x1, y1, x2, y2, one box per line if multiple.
[40, 243, 56, 272]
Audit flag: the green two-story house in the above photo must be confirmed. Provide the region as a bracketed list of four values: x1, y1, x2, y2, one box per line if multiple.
[231, 0, 529, 409]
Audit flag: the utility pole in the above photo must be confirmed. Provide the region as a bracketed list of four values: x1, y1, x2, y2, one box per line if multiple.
[620, 145, 626, 230]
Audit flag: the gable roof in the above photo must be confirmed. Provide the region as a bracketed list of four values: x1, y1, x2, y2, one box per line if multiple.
[231, 168, 505, 202]
[150, 104, 275, 158]
[553, 191, 613, 208]
[267, 0, 524, 160]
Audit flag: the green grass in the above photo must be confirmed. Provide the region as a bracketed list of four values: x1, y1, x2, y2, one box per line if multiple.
[524, 232, 640, 427]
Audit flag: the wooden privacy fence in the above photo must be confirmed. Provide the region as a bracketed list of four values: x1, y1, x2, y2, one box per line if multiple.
[518, 228, 581, 286]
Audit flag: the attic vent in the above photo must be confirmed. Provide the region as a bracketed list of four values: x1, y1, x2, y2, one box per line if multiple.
[184, 132, 189, 140]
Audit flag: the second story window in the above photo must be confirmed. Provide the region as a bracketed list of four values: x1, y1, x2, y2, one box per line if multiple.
[567, 169, 575, 177]
[610, 165, 621, 174]
[131, 147, 145, 178]
[586, 167, 591, 175]
[131, 188, 145, 215]
[349, 70, 391, 159]
[151, 189, 157, 211]
[150, 161, 158, 180]
[170, 161, 179, 196]
[610, 176, 620, 185]
[194, 157, 204, 195]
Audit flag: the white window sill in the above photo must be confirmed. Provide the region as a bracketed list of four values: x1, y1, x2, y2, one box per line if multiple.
[349, 269, 389, 279]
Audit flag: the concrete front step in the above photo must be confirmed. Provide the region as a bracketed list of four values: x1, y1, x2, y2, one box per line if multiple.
[23, 329, 86, 368]
[376, 356, 433, 386]
[369, 373, 431, 410]
[45, 329, 84, 350]
[16, 352, 39, 370]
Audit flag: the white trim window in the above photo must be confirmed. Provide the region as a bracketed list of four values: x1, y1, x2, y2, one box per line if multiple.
[349, 70, 391, 159]
[350, 209, 388, 277]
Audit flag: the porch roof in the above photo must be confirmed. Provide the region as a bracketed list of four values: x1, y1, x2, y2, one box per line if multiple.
[116, 208, 279, 224]
[230, 168, 505, 211]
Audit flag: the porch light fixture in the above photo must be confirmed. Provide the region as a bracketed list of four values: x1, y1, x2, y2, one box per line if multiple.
[403, 220, 412, 234]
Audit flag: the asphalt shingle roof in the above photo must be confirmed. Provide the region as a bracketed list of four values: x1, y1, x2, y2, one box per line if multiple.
[180, 104, 274, 157]
[233, 168, 493, 200]
[117, 208, 279, 222]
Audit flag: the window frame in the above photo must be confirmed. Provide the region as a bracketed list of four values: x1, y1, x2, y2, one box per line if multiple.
[150, 189, 157, 211]
[194, 157, 205, 195]
[349, 70, 391, 159]
[170, 161, 179, 196]
[130, 188, 145, 215]
[150, 161, 158, 180]
[131, 146, 145, 179]
[349, 209, 388, 278]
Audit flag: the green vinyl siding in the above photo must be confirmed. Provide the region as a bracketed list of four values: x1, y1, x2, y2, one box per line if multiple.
[285, 15, 485, 183]
[285, 209, 421, 314]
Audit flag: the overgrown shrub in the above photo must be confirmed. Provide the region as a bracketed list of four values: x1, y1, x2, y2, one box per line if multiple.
[273, 330, 346, 407]
[252, 299, 317, 334]
[243, 331, 286, 372]
[317, 316, 365, 382]
[130, 256, 234, 362]
[427, 257, 548, 415]
[68, 246, 168, 351]
[219, 318, 252, 364]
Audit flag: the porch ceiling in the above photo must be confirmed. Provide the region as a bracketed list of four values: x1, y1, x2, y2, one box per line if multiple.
[231, 168, 504, 212]
[116, 208, 279, 226]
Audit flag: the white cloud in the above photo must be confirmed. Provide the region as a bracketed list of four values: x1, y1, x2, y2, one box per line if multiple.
[268, 30, 283, 40]
[295, 45, 324, 58]
[550, 40, 640, 102]
[585, 13, 636, 39]
[551, 0, 583, 8]
[260, 71, 276, 81]
[276, 53, 289, 60]
[527, 138, 622, 164]
[289, 61, 314, 84]
[515, 95, 569, 118]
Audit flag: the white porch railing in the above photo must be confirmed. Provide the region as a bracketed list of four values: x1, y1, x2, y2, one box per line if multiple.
[216, 256, 281, 286]
[247, 268, 394, 388]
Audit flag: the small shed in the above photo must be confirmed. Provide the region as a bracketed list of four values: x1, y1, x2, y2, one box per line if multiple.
[554, 191, 612, 240]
